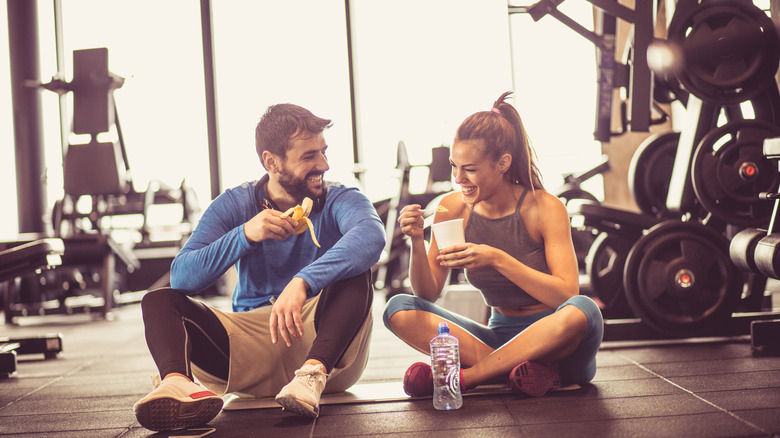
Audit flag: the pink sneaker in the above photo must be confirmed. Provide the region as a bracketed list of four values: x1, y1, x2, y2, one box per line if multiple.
[403, 362, 434, 397]
[507, 361, 561, 397]
[403, 362, 466, 397]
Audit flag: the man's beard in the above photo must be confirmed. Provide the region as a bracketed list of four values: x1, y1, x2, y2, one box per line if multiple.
[278, 169, 323, 202]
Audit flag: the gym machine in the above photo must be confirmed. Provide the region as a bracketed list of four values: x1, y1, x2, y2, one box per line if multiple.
[553, 156, 611, 274]
[519, 0, 780, 340]
[0, 240, 65, 377]
[510, 0, 663, 141]
[373, 141, 454, 299]
[42, 48, 204, 296]
[2, 47, 205, 324]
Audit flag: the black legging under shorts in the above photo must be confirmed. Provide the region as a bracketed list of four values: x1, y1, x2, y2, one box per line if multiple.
[140, 270, 373, 381]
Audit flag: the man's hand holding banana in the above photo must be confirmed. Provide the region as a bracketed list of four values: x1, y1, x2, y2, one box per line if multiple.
[244, 197, 320, 247]
[279, 197, 320, 247]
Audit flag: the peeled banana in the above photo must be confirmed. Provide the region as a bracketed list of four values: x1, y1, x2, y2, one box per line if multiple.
[280, 197, 320, 247]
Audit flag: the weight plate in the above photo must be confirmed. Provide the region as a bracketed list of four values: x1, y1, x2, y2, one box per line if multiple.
[585, 232, 634, 311]
[623, 220, 742, 337]
[725, 87, 780, 125]
[691, 120, 780, 227]
[558, 188, 600, 273]
[629, 131, 680, 218]
[667, 0, 780, 105]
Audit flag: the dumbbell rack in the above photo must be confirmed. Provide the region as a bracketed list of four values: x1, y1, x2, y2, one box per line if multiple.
[567, 0, 780, 341]
[728, 137, 780, 352]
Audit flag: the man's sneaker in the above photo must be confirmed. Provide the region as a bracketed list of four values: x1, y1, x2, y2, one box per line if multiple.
[507, 361, 561, 397]
[275, 363, 328, 418]
[133, 375, 223, 431]
[403, 362, 466, 397]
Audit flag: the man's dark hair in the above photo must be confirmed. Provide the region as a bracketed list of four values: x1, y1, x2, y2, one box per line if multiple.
[255, 104, 332, 169]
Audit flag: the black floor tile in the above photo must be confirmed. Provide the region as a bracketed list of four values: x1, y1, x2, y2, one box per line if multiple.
[314, 405, 517, 437]
[644, 356, 780, 377]
[2, 292, 780, 437]
[0, 409, 136, 435]
[16, 430, 131, 438]
[703, 387, 780, 410]
[612, 341, 754, 364]
[209, 409, 318, 437]
[19, 378, 150, 399]
[568, 378, 684, 398]
[733, 407, 780, 435]
[323, 426, 529, 438]
[503, 393, 719, 424]
[671, 370, 780, 392]
[519, 412, 763, 438]
[590, 364, 657, 382]
[0, 394, 138, 416]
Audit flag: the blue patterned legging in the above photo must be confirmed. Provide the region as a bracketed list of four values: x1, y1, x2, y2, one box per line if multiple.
[383, 294, 603, 386]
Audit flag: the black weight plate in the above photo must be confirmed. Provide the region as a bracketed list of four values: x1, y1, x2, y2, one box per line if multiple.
[628, 131, 680, 218]
[725, 87, 780, 126]
[691, 120, 780, 227]
[623, 220, 742, 337]
[667, 0, 780, 105]
[585, 232, 634, 311]
[558, 188, 599, 273]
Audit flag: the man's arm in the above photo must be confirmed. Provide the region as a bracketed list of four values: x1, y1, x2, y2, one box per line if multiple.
[296, 187, 385, 293]
[269, 186, 385, 346]
[170, 190, 253, 293]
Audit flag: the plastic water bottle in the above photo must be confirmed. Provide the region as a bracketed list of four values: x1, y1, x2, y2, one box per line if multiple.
[430, 322, 463, 410]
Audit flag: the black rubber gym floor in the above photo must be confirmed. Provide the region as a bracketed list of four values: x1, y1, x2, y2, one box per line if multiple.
[1, 291, 779, 438]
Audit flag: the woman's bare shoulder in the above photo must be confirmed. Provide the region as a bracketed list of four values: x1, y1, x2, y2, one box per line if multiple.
[436, 191, 468, 220]
[533, 189, 566, 212]
[522, 189, 568, 233]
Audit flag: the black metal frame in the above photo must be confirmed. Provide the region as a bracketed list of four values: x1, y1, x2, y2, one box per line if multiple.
[508, 0, 654, 141]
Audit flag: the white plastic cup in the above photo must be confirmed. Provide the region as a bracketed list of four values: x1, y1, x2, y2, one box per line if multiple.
[431, 218, 465, 250]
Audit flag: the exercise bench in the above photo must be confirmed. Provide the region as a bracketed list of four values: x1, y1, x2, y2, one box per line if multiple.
[0, 239, 66, 377]
[0, 233, 139, 325]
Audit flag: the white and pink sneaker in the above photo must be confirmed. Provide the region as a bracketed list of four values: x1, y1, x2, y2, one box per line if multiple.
[133, 375, 223, 431]
[275, 364, 328, 418]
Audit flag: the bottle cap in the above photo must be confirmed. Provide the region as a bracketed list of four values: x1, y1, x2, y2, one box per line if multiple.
[437, 322, 449, 335]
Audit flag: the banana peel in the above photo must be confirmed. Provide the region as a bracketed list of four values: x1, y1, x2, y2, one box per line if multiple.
[280, 197, 320, 247]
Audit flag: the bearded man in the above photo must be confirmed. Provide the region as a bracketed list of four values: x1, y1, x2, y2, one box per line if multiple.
[132, 103, 385, 431]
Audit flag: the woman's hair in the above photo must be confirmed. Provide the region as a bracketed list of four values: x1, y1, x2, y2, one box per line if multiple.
[255, 103, 332, 169]
[455, 91, 543, 190]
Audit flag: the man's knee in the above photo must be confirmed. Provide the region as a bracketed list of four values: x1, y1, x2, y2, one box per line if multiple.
[140, 288, 183, 315]
[334, 270, 372, 293]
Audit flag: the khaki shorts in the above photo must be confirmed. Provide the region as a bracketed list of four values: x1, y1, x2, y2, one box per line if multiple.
[192, 293, 373, 398]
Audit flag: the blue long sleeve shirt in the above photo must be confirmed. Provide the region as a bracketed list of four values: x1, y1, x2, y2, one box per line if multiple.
[170, 180, 386, 312]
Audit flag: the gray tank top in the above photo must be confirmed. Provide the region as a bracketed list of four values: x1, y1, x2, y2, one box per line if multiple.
[464, 188, 550, 308]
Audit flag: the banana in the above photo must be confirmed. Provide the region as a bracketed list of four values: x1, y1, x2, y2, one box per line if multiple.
[280, 197, 320, 247]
